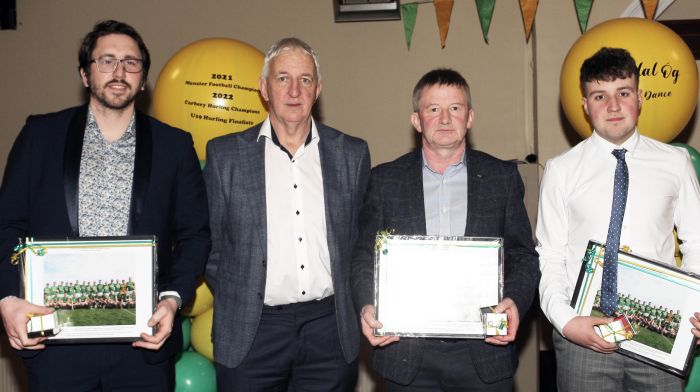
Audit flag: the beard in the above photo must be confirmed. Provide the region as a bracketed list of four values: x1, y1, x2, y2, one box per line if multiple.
[88, 77, 142, 111]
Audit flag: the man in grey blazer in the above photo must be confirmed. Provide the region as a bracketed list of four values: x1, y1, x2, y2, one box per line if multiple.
[204, 37, 370, 391]
[352, 68, 540, 391]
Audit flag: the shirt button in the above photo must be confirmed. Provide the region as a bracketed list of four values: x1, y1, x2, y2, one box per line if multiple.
[300, 265, 305, 270]
[302, 291, 306, 295]
[298, 237, 303, 242]
[293, 184, 298, 189]
[296, 210, 300, 215]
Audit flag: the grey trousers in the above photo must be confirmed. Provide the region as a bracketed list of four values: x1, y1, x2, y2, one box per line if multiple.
[553, 331, 682, 391]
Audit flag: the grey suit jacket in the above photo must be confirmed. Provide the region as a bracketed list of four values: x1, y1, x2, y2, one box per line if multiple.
[204, 121, 370, 368]
[351, 149, 540, 384]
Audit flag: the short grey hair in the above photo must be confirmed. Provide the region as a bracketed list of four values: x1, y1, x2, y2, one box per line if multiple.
[261, 37, 321, 82]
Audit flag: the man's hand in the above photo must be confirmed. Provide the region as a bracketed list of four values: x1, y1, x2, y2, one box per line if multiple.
[485, 297, 519, 346]
[562, 315, 617, 353]
[691, 312, 700, 345]
[360, 304, 400, 347]
[0, 297, 52, 350]
[132, 298, 178, 351]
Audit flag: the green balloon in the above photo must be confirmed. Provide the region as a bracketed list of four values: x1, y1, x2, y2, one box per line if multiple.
[175, 352, 216, 392]
[670, 143, 700, 182]
[182, 317, 192, 352]
[686, 352, 700, 392]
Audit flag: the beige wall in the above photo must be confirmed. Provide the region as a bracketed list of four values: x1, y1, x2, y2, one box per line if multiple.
[0, 0, 535, 170]
[1, 1, 698, 168]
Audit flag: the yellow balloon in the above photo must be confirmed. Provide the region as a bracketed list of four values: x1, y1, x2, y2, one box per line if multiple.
[182, 280, 213, 317]
[153, 38, 268, 160]
[190, 307, 214, 361]
[560, 18, 698, 142]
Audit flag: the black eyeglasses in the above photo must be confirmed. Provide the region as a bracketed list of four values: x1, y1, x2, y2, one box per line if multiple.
[90, 56, 144, 73]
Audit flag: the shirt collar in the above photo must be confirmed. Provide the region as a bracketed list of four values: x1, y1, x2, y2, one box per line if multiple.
[257, 116, 319, 159]
[86, 108, 136, 140]
[591, 129, 640, 157]
[421, 149, 466, 175]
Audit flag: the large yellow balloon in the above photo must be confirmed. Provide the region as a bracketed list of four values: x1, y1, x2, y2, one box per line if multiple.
[153, 38, 268, 160]
[560, 18, 698, 142]
[190, 307, 214, 361]
[182, 280, 213, 317]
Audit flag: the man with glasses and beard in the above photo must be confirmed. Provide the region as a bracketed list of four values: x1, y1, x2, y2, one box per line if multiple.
[0, 20, 210, 391]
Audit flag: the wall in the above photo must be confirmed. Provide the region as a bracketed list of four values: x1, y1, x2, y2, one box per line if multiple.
[2, 2, 697, 168]
[0, 0, 534, 170]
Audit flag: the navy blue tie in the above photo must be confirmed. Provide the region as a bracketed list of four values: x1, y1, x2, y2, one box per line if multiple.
[601, 149, 628, 316]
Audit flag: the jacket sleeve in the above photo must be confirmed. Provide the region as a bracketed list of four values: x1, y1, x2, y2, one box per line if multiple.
[501, 163, 541, 319]
[0, 119, 33, 299]
[202, 140, 224, 295]
[351, 167, 384, 314]
[161, 133, 211, 306]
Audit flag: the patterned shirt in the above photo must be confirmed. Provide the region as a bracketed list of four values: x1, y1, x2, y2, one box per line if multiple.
[78, 110, 135, 236]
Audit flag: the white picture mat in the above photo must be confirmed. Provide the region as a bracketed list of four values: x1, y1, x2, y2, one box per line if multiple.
[574, 241, 700, 375]
[375, 237, 502, 337]
[22, 238, 155, 340]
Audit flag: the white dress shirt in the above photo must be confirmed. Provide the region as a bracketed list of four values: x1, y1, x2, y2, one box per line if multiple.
[259, 117, 333, 306]
[537, 130, 700, 334]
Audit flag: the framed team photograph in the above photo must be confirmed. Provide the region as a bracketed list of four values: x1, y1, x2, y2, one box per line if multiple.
[16, 236, 157, 343]
[571, 240, 700, 376]
[374, 235, 503, 338]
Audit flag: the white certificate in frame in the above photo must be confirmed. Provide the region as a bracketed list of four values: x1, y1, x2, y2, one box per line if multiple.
[17, 236, 157, 343]
[571, 241, 700, 376]
[374, 235, 503, 338]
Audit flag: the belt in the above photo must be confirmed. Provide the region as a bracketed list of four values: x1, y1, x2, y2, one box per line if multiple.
[262, 295, 334, 314]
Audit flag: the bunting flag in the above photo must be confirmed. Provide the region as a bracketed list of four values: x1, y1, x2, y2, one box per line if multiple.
[434, 0, 454, 48]
[641, 0, 658, 20]
[518, 0, 539, 42]
[475, 0, 496, 44]
[574, 0, 594, 33]
[402, 3, 419, 49]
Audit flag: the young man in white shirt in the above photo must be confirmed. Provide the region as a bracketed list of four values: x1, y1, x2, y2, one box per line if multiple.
[537, 47, 700, 391]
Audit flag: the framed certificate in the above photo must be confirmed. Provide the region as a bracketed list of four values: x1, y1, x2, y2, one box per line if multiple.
[374, 235, 503, 338]
[571, 241, 700, 376]
[16, 236, 157, 343]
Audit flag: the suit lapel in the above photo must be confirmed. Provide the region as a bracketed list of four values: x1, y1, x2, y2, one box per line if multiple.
[63, 106, 88, 236]
[465, 149, 483, 236]
[240, 129, 267, 255]
[406, 151, 427, 235]
[318, 126, 342, 265]
[129, 111, 152, 234]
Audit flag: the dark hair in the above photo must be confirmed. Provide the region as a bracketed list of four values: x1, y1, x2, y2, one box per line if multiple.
[78, 20, 151, 79]
[580, 47, 639, 93]
[412, 68, 471, 111]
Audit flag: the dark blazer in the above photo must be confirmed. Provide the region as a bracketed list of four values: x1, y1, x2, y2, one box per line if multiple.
[0, 105, 211, 362]
[351, 149, 540, 384]
[203, 122, 370, 368]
